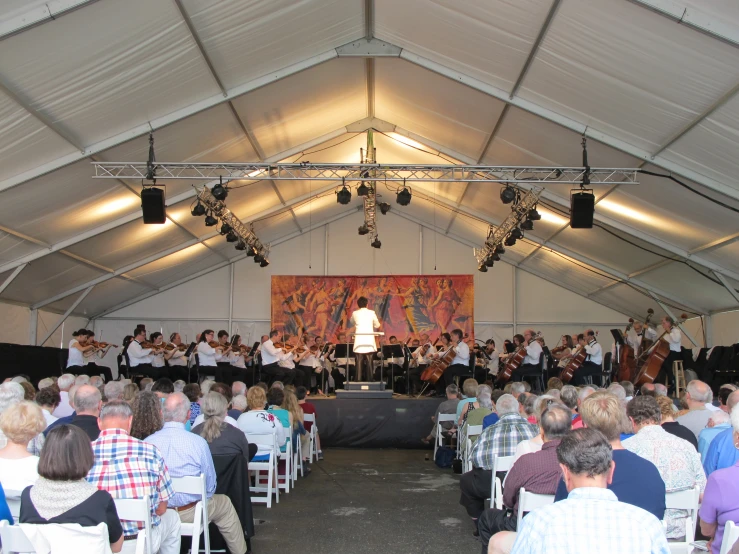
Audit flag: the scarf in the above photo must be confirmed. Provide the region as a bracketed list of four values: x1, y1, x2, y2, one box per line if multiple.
[30, 478, 99, 520]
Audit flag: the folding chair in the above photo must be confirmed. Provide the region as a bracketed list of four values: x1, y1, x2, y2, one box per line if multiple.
[4, 488, 22, 524]
[516, 488, 555, 528]
[490, 455, 516, 510]
[0, 520, 35, 553]
[277, 436, 293, 493]
[664, 487, 700, 554]
[113, 496, 151, 554]
[462, 424, 482, 473]
[170, 474, 210, 554]
[247, 432, 279, 508]
[303, 413, 318, 463]
[435, 414, 457, 459]
[721, 521, 739, 554]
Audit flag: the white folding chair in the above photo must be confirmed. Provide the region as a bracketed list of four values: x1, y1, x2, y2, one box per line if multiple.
[721, 521, 739, 554]
[247, 432, 279, 508]
[0, 520, 35, 553]
[303, 413, 318, 463]
[462, 425, 482, 473]
[516, 488, 554, 529]
[664, 487, 700, 554]
[435, 414, 457, 459]
[170, 474, 210, 554]
[490, 455, 516, 510]
[277, 435, 293, 493]
[113, 496, 151, 554]
[4, 488, 22, 524]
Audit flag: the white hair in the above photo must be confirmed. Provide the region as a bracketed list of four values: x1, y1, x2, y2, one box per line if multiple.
[58, 374, 75, 391]
[89, 376, 103, 389]
[654, 384, 668, 397]
[732, 403, 739, 434]
[687, 380, 713, 404]
[37, 378, 54, 390]
[478, 391, 493, 410]
[232, 382, 247, 396]
[710, 410, 730, 426]
[545, 389, 561, 400]
[607, 383, 626, 401]
[173, 380, 186, 393]
[104, 381, 125, 401]
[0, 382, 24, 414]
[162, 392, 191, 423]
[232, 394, 247, 412]
[10, 376, 27, 384]
[200, 380, 215, 395]
[510, 382, 526, 396]
[578, 386, 596, 401]
[74, 375, 90, 386]
[496, 394, 519, 416]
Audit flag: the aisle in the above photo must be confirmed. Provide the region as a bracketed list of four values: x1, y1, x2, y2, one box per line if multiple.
[250, 449, 479, 554]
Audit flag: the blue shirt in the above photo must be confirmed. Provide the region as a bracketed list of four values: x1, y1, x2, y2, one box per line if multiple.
[554, 449, 666, 521]
[44, 412, 76, 436]
[0, 482, 12, 524]
[703, 427, 739, 477]
[456, 397, 475, 420]
[482, 412, 499, 430]
[698, 424, 732, 461]
[145, 422, 217, 507]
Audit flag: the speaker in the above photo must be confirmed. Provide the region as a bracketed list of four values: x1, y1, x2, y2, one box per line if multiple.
[141, 187, 166, 224]
[570, 190, 595, 229]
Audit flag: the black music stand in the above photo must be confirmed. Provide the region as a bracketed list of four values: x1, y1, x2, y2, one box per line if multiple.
[333, 344, 354, 383]
[382, 344, 405, 394]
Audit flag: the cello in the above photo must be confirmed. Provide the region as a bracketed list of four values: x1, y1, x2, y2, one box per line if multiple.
[560, 331, 598, 383]
[632, 313, 687, 387]
[420, 344, 456, 384]
[497, 332, 542, 385]
[617, 318, 636, 382]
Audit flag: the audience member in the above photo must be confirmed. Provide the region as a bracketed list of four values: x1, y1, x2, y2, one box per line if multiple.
[0, 382, 44, 454]
[464, 390, 494, 436]
[37, 378, 54, 391]
[44, 385, 78, 437]
[296, 386, 322, 460]
[640, 383, 656, 397]
[703, 390, 739, 476]
[74, 375, 90, 387]
[511, 395, 558, 463]
[503, 428, 669, 554]
[232, 381, 247, 398]
[459, 394, 537, 525]
[192, 383, 237, 428]
[151, 378, 175, 399]
[623, 395, 706, 539]
[20, 381, 35, 401]
[138, 377, 154, 391]
[182, 383, 202, 425]
[200, 379, 215, 395]
[654, 383, 668, 397]
[103, 381, 125, 402]
[88, 400, 181, 553]
[122, 383, 138, 403]
[267, 388, 291, 429]
[20, 425, 124, 553]
[571, 386, 596, 429]
[478, 404, 571, 551]
[0, 401, 45, 491]
[655, 395, 697, 449]
[0, 482, 13, 524]
[677, 381, 714, 439]
[130, 391, 163, 440]
[718, 385, 737, 413]
[89, 375, 104, 391]
[460, 385, 493, 427]
[607, 383, 626, 403]
[35, 388, 60, 427]
[69, 385, 103, 441]
[282, 390, 309, 462]
[232, 394, 247, 415]
[699, 403, 739, 554]
[554, 392, 665, 520]
[559, 385, 578, 413]
[146, 393, 247, 554]
[193, 392, 257, 462]
[699, 411, 732, 461]
[456, 379, 480, 421]
[545, 377, 563, 391]
[621, 381, 635, 401]
[52, 374, 75, 418]
[237, 387, 286, 456]
[173, 380, 186, 393]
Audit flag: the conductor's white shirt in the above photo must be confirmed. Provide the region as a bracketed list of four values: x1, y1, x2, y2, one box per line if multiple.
[350, 307, 381, 354]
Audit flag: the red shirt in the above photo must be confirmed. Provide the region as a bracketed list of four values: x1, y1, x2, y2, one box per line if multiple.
[301, 402, 317, 431]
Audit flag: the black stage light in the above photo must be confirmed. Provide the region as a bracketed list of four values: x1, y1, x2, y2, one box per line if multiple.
[246, 246, 256, 257]
[478, 263, 488, 273]
[500, 185, 516, 204]
[260, 259, 270, 267]
[521, 219, 534, 231]
[358, 223, 370, 236]
[191, 201, 206, 217]
[254, 253, 264, 264]
[492, 253, 501, 261]
[570, 190, 595, 229]
[357, 183, 370, 197]
[204, 213, 218, 227]
[504, 235, 517, 247]
[396, 187, 412, 206]
[371, 237, 382, 249]
[336, 186, 352, 205]
[226, 231, 239, 243]
[235, 241, 247, 251]
[219, 222, 232, 235]
[528, 208, 541, 221]
[211, 180, 228, 201]
[485, 257, 495, 267]
[510, 227, 523, 240]
[378, 202, 391, 215]
[495, 244, 505, 255]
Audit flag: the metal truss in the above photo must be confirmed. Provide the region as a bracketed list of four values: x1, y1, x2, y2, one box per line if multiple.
[93, 162, 639, 185]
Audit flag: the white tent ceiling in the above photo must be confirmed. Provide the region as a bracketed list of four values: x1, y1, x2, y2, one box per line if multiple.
[1, 0, 738, 324]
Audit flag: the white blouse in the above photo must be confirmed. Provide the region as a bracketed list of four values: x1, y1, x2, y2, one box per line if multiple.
[197, 341, 218, 367]
[66, 339, 85, 367]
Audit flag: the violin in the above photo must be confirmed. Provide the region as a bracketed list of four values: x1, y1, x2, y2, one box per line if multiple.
[273, 342, 295, 352]
[91, 340, 118, 349]
[140, 341, 165, 351]
[165, 343, 188, 352]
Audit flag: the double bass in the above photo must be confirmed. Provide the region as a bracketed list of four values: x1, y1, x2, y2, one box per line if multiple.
[421, 344, 456, 384]
[497, 333, 542, 385]
[632, 313, 687, 387]
[617, 318, 636, 382]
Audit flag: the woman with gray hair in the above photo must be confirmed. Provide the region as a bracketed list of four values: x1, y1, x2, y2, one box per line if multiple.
[192, 392, 257, 462]
[458, 384, 493, 427]
[510, 395, 561, 464]
[461, 390, 494, 445]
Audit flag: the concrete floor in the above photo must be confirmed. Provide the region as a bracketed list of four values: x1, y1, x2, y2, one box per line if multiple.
[250, 448, 479, 554]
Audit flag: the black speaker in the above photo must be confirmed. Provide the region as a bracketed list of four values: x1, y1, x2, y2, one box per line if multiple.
[141, 187, 166, 224]
[570, 190, 595, 229]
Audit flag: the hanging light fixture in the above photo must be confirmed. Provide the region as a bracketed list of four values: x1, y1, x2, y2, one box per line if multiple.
[378, 202, 391, 215]
[371, 237, 382, 249]
[510, 227, 523, 240]
[219, 222, 232, 235]
[211, 177, 228, 201]
[358, 223, 370, 236]
[226, 230, 239, 243]
[191, 201, 206, 217]
[204, 212, 218, 227]
[396, 180, 412, 206]
[500, 185, 516, 204]
[235, 240, 247, 251]
[520, 219, 534, 231]
[336, 178, 352, 205]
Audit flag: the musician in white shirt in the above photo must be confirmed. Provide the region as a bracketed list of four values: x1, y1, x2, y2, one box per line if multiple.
[326, 332, 352, 391]
[442, 329, 470, 387]
[509, 329, 543, 382]
[348, 297, 381, 381]
[167, 332, 191, 382]
[82, 331, 114, 382]
[658, 316, 682, 392]
[573, 329, 603, 386]
[66, 330, 96, 374]
[126, 328, 160, 379]
[627, 321, 658, 353]
[409, 335, 435, 396]
[260, 329, 296, 385]
[228, 334, 254, 386]
[378, 335, 405, 386]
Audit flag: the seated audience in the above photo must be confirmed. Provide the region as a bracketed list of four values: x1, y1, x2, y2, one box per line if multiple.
[0, 401, 46, 491]
[571, 386, 596, 429]
[151, 378, 175, 399]
[554, 392, 666, 520]
[44, 385, 78, 437]
[37, 378, 54, 391]
[511, 395, 558, 464]
[88, 400, 181, 553]
[545, 377, 563, 391]
[654, 383, 668, 397]
[478, 404, 571, 551]
[232, 394, 247, 415]
[193, 383, 238, 428]
[621, 381, 635, 401]
[677, 380, 714, 439]
[459, 385, 493, 427]
[559, 385, 578, 416]
[462, 389, 494, 442]
[267, 387, 291, 429]
[20, 381, 35, 401]
[282, 389, 309, 462]
[193, 392, 257, 462]
[640, 383, 656, 397]
[146, 393, 247, 554]
[237, 386, 286, 455]
[459, 394, 537, 525]
[457, 379, 481, 421]
[699, 410, 732, 460]
[655, 395, 698, 449]
[699, 403, 739, 554]
[53, 374, 76, 418]
[0, 382, 43, 455]
[623, 395, 706, 539]
[718, 385, 737, 414]
[607, 383, 626, 403]
[232, 381, 247, 398]
[20, 425, 123, 553]
[138, 377, 154, 392]
[703, 390, 739, 476]
[173, 380, 186, 393]
[103, 381, 125, 402]
[69, 385, 103, 441]
[182, 383, 202, 425]
[74, 375, 90, 387]
[501, 428, 669, 554]
[130, 391, 163, 440]
[35, 387, 60, 427]
[122, 383, 138, 403]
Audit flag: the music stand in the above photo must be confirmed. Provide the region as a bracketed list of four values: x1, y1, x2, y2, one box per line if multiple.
[382, 344, 405, 393]
[333, 343, 354, 383]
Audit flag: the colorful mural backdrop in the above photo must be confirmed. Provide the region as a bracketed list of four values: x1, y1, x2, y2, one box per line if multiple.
[271, 275, 474, 342]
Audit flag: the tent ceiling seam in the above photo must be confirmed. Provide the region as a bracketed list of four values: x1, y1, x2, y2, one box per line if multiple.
[0, 0, 103, 42]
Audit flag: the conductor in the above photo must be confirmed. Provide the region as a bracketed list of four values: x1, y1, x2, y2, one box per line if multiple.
[349, 296, 381, 381]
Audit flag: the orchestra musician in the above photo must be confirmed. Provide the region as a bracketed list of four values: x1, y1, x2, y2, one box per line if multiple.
[66, 330, 97, 375]
[126, 327, 160, 379]
[349, 296, 381, 381]
[628, 321, 658, 353]
[572, 330, 603, 386]
[507, 329, 542, 383]
[441, 329, 470, 388]
[551, 335, 574, 369]
[295, 335, 319, 389]
[326, 332, 351, 390]
[195, 329, 221, 379]
[229, 334, 255, 386]
[408, 334, 435, 395]
[656, 316, 682, 392]
[83, 331, 114, 382]
[378, 335, 404, 388]
[149, 332, 169, 377]
[260, 329, 296, 385]
[215, 330, 234, 384]
[476, 339, 499, 380]
[167, 332, 191, 382]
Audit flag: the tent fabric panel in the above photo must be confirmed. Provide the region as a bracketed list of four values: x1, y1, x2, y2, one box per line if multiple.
[638, 262, 736, 313]
[700, 241, 739, 276]
[519, 0, 739, 153]
[180, 0, 363, 90]
[126, 243, 224, 289]
[374, 0, 554, 93]
[375, 58, 506, 160]
[45, 278, 150, 317]
[522, 248, 616, 295]
[0, 233, 43, 266]
[231, 59, 367, 159]
[0, 0, 220, 147]
[0, 0, 50, 20]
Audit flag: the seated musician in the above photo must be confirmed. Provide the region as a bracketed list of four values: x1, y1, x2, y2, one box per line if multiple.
[409, 334, 435, 395]
[478, 339, 500, 379]
[167, 332, 191, 382]
[148, 332, 169, 377]
[628, 320, 658, 352]
[572, 330, 603, 386]
[295, 335, 319, 389]
[551, 335, 574, 369]
[215, 330, 234, 384]
[428, 332, 452, 395]
[326, 332, 352, 391]
[228, 334, 254, 386]
[441, 329, 470, 389]
[260, 329, 295, 385]
[499, 334, 524, 362]
[126, 327, 160, 379]
[657, 317, 682, 393]
[83, 331, 114, 382]
[508, 329, 542, 383]
[377, 336, 404, 389]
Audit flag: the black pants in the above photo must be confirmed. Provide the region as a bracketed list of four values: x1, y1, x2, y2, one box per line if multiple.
[81, 363, 114, 382]
[355, 353, 374, 381]
[408, 365, 425, 395]
[295, 366, 312, 388]
[261, 362, 295, 385]
[130, 363, 162, 380]
[444, 363, 468, 388]
[657, 350, 681, 389]
[510, 363, 540, 382]
[459, 467, 493, 519]
[167, 364, 194, 383]
[573, 361, 602, 386]
[478, 507, 517, 554]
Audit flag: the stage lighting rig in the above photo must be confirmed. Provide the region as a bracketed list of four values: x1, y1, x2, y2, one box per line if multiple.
[500, 185, 517, 204]
[504, 235, 517, 247]
[336, 179, 352, 205]
[358, 223, 370, 236]
[219, 222, 232, 235]
[378, 202, 391, 215]
[396, 185, 412, 206]
[226, 230, 239, 243]
[211, 177, 228, 201]
[371, 237, 382, 249]
[520, 219, 534, 231]
[204, 212, 218, 227]
[191, 201, 206, 217]
[527, 207, 541, 221]
[235, 240, 247, 251]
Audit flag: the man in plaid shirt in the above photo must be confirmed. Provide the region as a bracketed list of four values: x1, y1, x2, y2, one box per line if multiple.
[460, 394, 537, 523]
[87, 400, 181, 554]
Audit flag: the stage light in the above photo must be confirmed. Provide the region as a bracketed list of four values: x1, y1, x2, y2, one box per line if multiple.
[396, 187, 412, 206]
[235, 240, 247, 251]
[478, 263, 488, 273]
[226, 230, 239, 243]
[527, 208, 541, 221]
[219, 222, 232, 235]
[336, 186, 352, 205]
[492, 253, 500, 261]
[495, 244, 505, 255]
[260, 259, 270, 267]
[510, 227, 523, 240]
[520, 219, 534, 231]
[357, 182, 370, 197]
[371, 237, 382, 249]
[500, 185, 516, 204]
[254, 252, 264, 263]
[204, 213, 218, 227]
[485, 257, 495, 267]
[191, 202, 206, 217]
[211, 179, 228, 201]
[246, 246, 256, 257]
[378, 202, 391, 215]
[504, 235, 517, 247]
[358, 223, 370, 236]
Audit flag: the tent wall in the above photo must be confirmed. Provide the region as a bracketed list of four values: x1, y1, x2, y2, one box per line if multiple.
[0, 302, 88, 347]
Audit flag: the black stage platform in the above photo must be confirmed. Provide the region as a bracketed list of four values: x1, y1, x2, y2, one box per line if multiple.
[310, 397, 442, 449]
